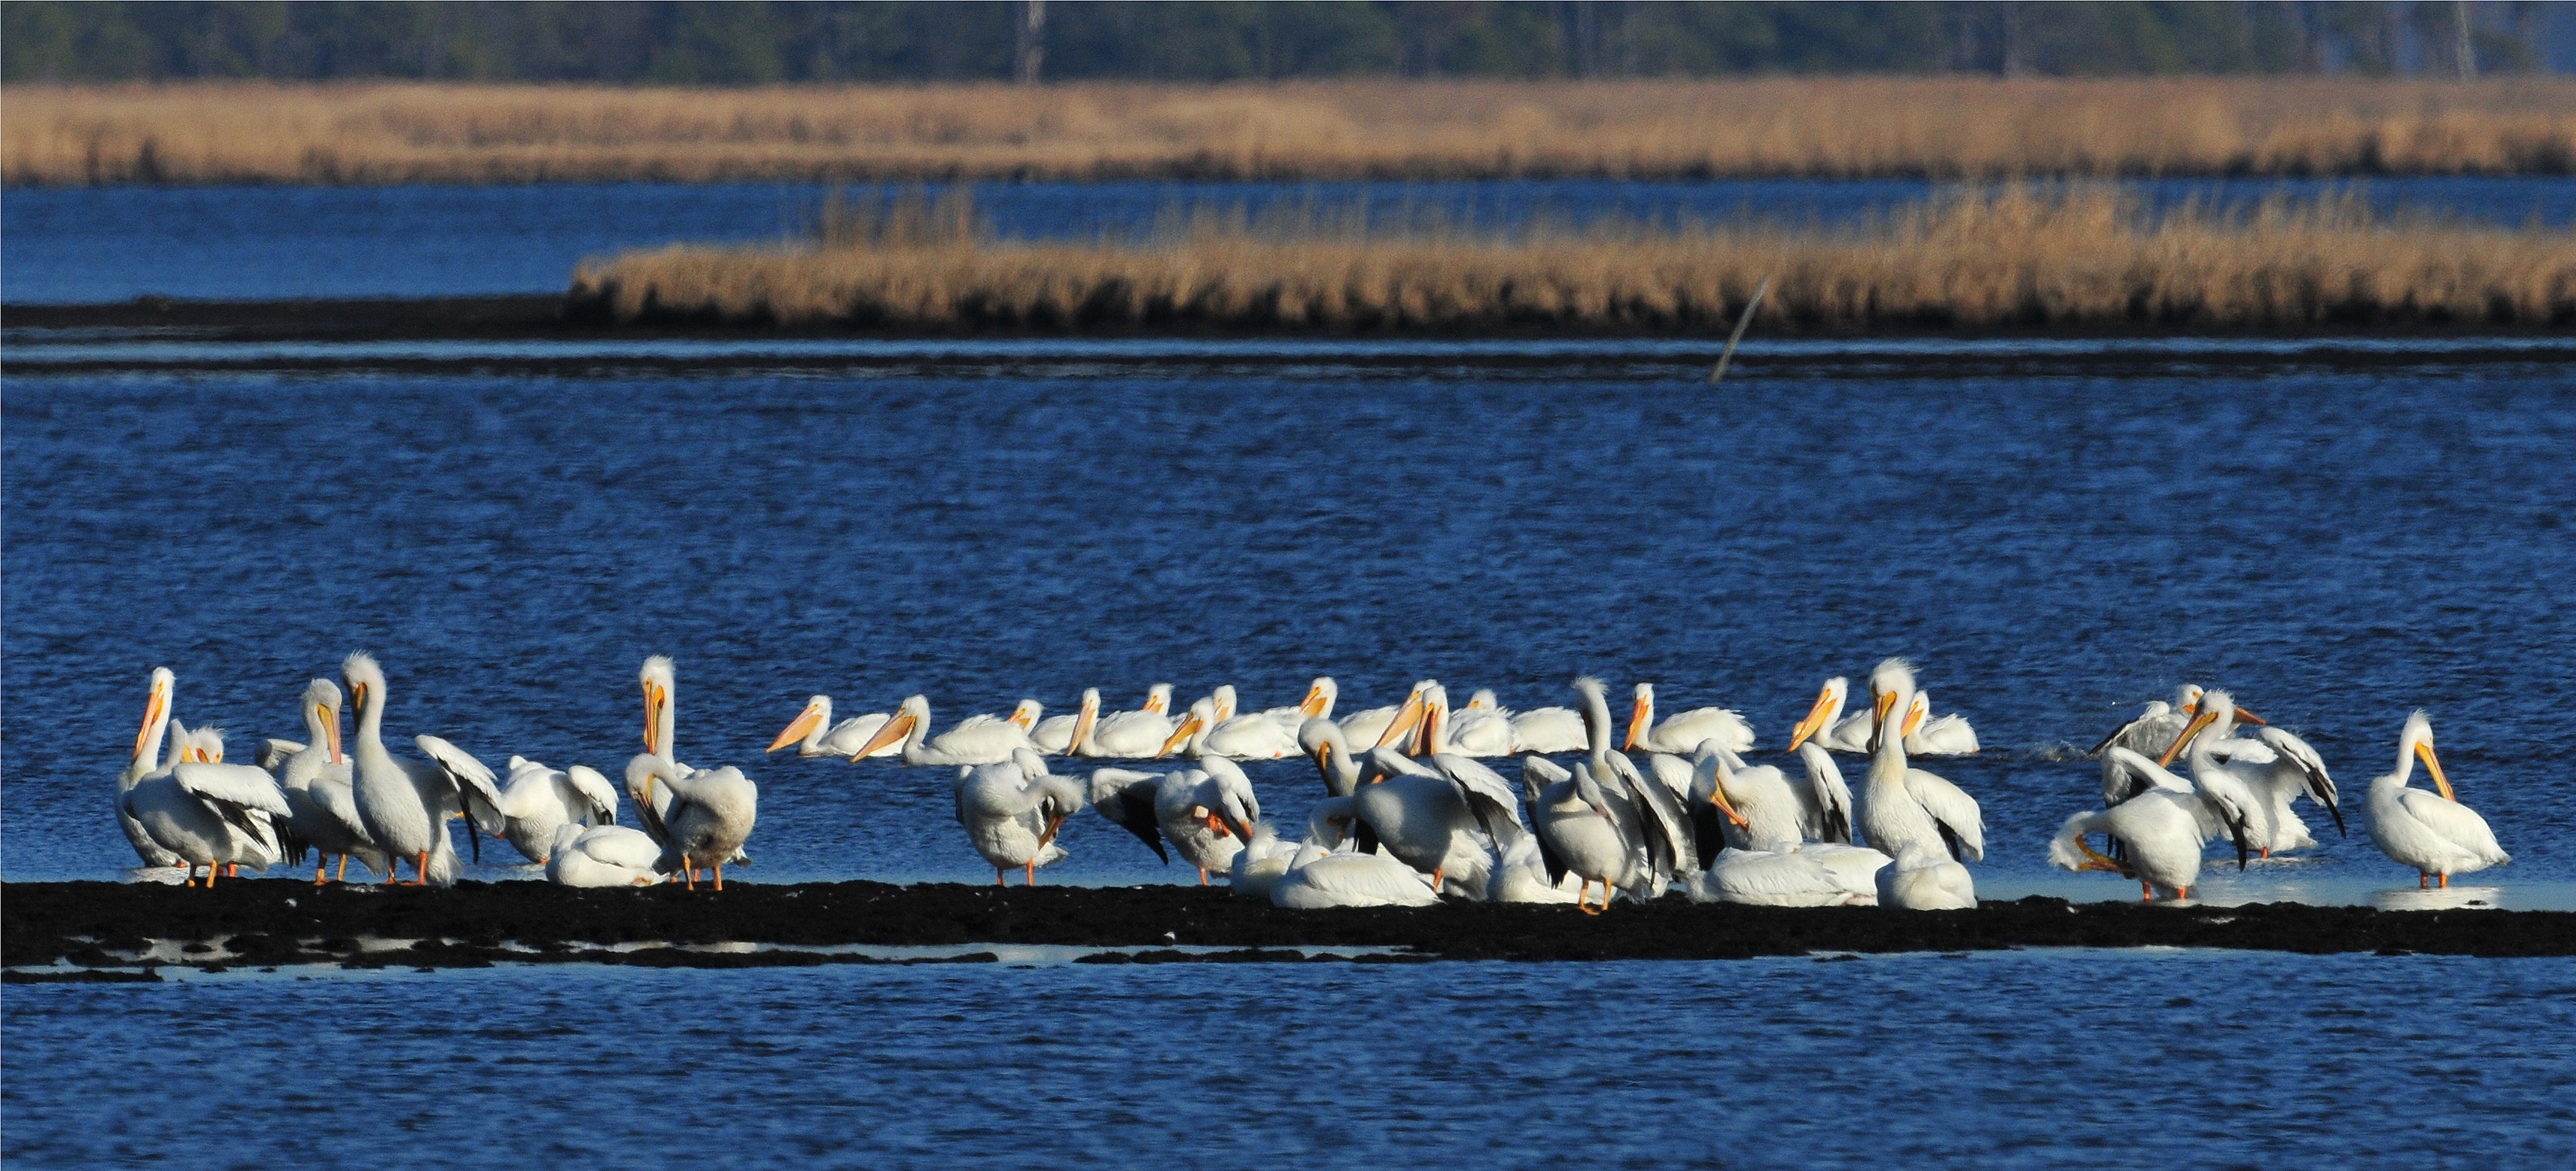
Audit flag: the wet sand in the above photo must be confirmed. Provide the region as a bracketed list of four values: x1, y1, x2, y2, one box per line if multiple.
[6, 880, 2570, 976]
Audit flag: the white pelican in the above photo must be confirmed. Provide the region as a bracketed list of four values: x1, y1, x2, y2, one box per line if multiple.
[626, 754, 757, 890]
[345, 653, 505, 885]
[1877, 841, 1977, 910]
[1229, 823, 1305, 901]
[1031, 693, 1089, 756]
[487, 757, 620, 864]
[1684, 744, 1885, 906]
[1856, 662, 1985, 863]
[635, 655, 753, 870]
[1324, 696, 1522, 896]
[1504, 698, 1588, 754]
[1172, 689, 1308, 760]
[767, 695, 896, 759]
[1076, 686, 1178, 758]
[1339, 680, 1431, 750]
[851, 694, 1040, 766]
[1689, 847, 1881, 907]
[2050, 801, 2212, 902]
[1689, 744, 1834, 854]
[2367, 711, 2507, 888]
[120, 750, 292, 888]
[117, 668, 186, 868]
[545, 823, 665, 887]
[2091, 685, 2207, 758]
[1086, 760, 1260, 884]
[1487, 832, 1584, 903]
[955, 748, 1084, 885]
[1786, 677, 1875, 756]
[1522, 677, 1698, 912]
[1441, 689, 1518, 757]
[1259, 678, 1336, 736]
[1625, 683, 1755, 755]
[2160, 690, 2343, 856]
[1299, 716, 1364, 798]
[269, 677, 390, 884]
[1271, 838, 1442, 908]
[1902, 691, 1981, 756]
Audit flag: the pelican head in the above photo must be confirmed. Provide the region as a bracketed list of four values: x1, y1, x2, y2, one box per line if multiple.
[2177, 683, 2206, 714]
[1788, 677, 1848, 752]
[1466, 689, 1498, 712]
[1372, 679, 1441, 751]
[625, 752, 681, 808]
[1625, 683, 1656, 749]
[1299, 716, 1357, 796]
[769, 695, 833, 753]
[1007, 699, 1042, 730]
[1159, 698, 1216, 758]
[639, 655, 677, 758]
[303, 677, 346, 765]
[342, 652, 387, 733]
[1143, 684, 1174, 716]
[1865, 658, 1915, 754]
[851, 695, 929, 762]
[1208, 686, 1238, 725]
[1299, 677, 1337, 719]
[1196, 756, 1262, 840]
[187, 725, 227, 765]
[2400, 710, 2452, 800]
[133, 667, 176, 765]
[2160, 688, 2239, 768]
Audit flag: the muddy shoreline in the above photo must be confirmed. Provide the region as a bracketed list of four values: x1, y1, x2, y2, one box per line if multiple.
[5, 881, 2571, 976]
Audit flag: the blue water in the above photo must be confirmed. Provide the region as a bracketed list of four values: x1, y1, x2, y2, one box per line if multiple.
[6, 952, 2574, 1167]
[5, 176, 2571, 303]
[5, 336, 2572, 909]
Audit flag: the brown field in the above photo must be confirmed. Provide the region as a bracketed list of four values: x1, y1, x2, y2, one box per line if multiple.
[6, 78, 2575, 186]
[568, 187, 2576, 333]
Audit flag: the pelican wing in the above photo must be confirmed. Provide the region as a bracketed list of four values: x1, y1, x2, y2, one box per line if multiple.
[1800, 750, 1855, 844]
[1087, 768, 1170, 865]
[562, 765, 621, 824]
[256, 738, 306, 772]
[579, 826, 667, 871]
[1429, 753, 1525, 849]
[415, 735, 504, 819]
[1644, 753, 1697, 803]
[1608, 751, 1698, 875]
[2102, 747, 2193, 806]
[1520, 756, 1570, 804]
[1902, 769, 1986, 862]
[169, 762, 292, 817]
[2256, 728, 2342, 835]
[2397, 789, 2509, 865]
[2087, 712, 2151, 756]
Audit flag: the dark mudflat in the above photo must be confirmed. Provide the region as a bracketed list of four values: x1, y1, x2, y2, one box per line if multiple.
[5, 881, 2570, 973]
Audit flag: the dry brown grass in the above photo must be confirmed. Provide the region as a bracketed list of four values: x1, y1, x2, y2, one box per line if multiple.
[566, 187, 2576, 333]
[8, 77, 2575, 185]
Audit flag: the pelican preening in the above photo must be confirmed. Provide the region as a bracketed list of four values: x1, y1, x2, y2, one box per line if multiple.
[955, 749, 1083, 886]
[2159, 690, 2342, 858]
[1088, 759, 1262, 884]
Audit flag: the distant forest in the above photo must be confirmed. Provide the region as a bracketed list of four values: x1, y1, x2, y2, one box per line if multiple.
[5, 2, 2569, 85]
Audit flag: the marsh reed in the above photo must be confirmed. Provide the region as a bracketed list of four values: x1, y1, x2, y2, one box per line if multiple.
[568, 186, 2576, 333]
[8, 78, 2574, 186]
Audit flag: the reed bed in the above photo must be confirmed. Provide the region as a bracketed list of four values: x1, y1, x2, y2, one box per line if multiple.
[8, 78, 2575, 186]
[568, 187, 2576, 333]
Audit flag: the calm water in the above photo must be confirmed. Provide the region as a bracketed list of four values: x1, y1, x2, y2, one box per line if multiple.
[5, 336, 2572, 908]
[5, 176, 2571, 303]
[6, 951, 2574, 1167]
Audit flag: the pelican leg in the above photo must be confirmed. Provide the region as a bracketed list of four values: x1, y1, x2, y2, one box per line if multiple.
[205, 862, 218, 889]
[2259, 847, 2270, 860]
[714, 862, 724, 891]
[227, 864, 239, 878]
[1433, 866, 1445, 891]
[2177, 887, 2191, 899]
[314, 858, 328, 886]
[2140, 881, 2154, 902]
[1025, 861, 1037, 887]
[1198, 868, 1209, 887]
[2419, 872, 2430, 889]
[996, 869, 1007, 887]
[2438, 874, 2450, 890]
[685, 864, 697, 891]
[412, 850, 429, 886]
[336, 854, 349, 883]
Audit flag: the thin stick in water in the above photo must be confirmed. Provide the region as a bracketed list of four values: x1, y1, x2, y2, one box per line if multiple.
[1709, 275, 1772, 384]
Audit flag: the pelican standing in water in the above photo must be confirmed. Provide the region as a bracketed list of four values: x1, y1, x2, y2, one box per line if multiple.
[767, 695, 897, 759]
[269, 677, 390, 884]
[1626, 683, 1755, 755]
[955, 749, 1085, 885]
[2367, 711, 2507, 888]
[346, 653, 505, 886]
[116, 668, 186, 868]
[2050, 748, 2252, 902]
[851, 695, 1041, 766]
[1857, 660, 1985, 864]
[627, 754, 757, 890]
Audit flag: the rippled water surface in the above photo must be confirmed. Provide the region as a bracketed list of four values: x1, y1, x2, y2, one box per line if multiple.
[7, 952, 2575, 1167]
[5, 337, 2573, 908]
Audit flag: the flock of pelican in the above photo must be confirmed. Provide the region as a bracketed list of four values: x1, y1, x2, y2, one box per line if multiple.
[114, 655, 757, 891]
[113, 655, 2509, 908]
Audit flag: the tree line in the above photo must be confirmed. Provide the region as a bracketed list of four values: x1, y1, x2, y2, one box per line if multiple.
[3, 2, 2561, 86]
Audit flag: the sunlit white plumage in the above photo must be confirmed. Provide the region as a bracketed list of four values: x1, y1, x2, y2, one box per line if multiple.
[1857, 660, 1985, 864]
[269, 677, 390, 883]
[487, 756, 620, 864]
[1877, 841, 1977, 910]
[345, 653, 503, 886]
[1625, 683, 1755, 754]
[117, 668, 187, 868]
[545, 822, 665, 887]
[626, 754, 757, 890]
[851, 695, 1040, 766]
[954, 748, 1083, 885]
[2367, 711, 2507, 887]
[1271, 839, 1441, 908]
